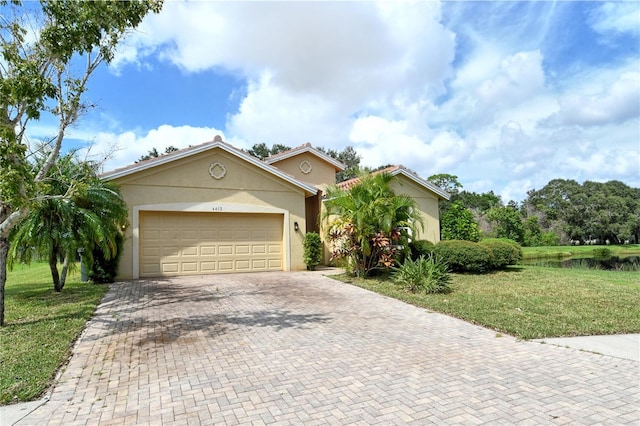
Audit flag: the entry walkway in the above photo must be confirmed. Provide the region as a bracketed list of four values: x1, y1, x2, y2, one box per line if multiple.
[10, 272, 640, 424]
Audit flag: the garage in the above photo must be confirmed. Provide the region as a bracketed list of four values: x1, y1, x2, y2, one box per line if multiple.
[139, 211, 284, 277]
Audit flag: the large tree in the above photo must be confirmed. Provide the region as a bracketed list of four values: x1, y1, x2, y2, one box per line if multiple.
[8, 153, 128, 292]
[0, 0, 162, 325]
[317, 146, 361, 183]
[323, 172, 422, 277]
[524, 179, 640, 244]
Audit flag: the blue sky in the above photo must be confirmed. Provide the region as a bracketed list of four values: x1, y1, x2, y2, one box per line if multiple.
[31, 1, 639, 202]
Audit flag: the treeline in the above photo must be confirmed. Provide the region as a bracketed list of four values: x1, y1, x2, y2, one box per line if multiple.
[431, 175, 640, 246]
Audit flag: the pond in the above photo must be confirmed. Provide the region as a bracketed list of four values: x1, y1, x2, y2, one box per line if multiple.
[520, 255, 640, 271]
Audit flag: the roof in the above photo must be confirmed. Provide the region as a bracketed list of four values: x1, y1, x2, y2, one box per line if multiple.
[101, 136, 319, 196]
[264, 142, 346, 171]
[336, 165, 450, 200]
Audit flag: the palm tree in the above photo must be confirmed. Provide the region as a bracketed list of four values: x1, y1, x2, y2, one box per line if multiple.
[8, 153, 127, 291]
[323, 171, 422, 277]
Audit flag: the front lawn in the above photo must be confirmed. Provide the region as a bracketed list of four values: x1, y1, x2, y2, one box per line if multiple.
[0, 263, 108, 405]
[335, 266, 640, 339]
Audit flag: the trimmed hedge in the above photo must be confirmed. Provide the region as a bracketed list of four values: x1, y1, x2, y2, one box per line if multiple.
[408, 240, 435, 261]
[480, 239, 523, 269]
[434, 240, 493, 273]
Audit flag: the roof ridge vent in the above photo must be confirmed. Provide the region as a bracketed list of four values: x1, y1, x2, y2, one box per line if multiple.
[213, 135, 223, 142]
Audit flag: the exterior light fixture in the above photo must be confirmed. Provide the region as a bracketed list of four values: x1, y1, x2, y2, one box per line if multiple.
[294, 222, 299, 231]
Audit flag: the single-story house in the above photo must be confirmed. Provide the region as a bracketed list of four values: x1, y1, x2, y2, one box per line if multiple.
[102, 137, 449, 279]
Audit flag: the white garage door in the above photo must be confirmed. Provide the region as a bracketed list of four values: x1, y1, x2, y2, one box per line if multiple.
[139, 211, 284, 277]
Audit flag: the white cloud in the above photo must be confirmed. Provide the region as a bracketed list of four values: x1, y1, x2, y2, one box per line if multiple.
[589, 2, 640, 35]
[82, 125, 225, 172]
[88, 1, 639, 203]
[552, 71, 640, 127]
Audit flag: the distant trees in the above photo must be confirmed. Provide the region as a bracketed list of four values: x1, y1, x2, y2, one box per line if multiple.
[524, 179, 640, 244]
[136, 146, 179, 162]
[246, 143, 291, 160]
[427, 174, 638, 246]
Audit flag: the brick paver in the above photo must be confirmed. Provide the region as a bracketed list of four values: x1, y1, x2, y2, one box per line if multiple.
[18, 272, 640, 425]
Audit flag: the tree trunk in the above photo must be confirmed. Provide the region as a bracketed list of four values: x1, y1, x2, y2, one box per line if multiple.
[60, 254, 70, 291]
[50, 248, 62, 292]
[0, 236, 8, 326]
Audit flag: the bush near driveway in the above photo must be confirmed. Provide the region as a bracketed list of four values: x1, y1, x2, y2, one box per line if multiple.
[434, 240, 493, 273]
[393, 256, 451, 294]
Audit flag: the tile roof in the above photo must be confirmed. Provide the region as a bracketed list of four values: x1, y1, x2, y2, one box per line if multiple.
[335, 165, 450, 200]
[264, 143, 346, 171]
[100, 135, 319, 196]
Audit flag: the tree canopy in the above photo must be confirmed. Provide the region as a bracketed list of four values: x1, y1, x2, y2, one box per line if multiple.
[0, 0, 162, 325]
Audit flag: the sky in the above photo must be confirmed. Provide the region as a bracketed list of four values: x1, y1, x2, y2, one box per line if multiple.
[30, 1, 640, 203]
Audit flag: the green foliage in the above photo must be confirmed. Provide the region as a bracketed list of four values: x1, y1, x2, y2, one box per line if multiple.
[317, 146, 361, 183]
[440, 202, 480, 242]
[324, 172, 422, 277]
[592, 247, 612, 260]
[89, 232, 124, 283]
[487, 205, 525, 244]
[427, 173, 462, 194]
[524, 179, 640, 244]
[136, 145, 179, 162]
[247, 143, 291, 160]
[408, 239, 435, 261]
[303, 232, 323, 271]
[8, 153, 129, 291]
[540, 231, 561, 246]
[393, 256, 451, 294]
[433, 240, 493, 273]
[0, 0, 162, 325]
[480, 239, 523, 269]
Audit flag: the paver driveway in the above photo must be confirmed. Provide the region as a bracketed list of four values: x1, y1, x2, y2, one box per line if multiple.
[18, 272, 639, 425]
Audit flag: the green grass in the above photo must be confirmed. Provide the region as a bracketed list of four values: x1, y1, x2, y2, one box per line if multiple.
[0, 263, 108, 405]
[521, 244, 640, 260]
[334, 266, 640, 340]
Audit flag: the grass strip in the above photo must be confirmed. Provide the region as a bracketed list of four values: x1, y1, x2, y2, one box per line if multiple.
[521, 244, 640, 259]
[0, 263, 108, 405]
[334, 266, 640, 340]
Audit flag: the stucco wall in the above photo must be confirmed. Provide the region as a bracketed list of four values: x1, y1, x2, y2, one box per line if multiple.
[111, 149, 308, 279]
[269, 152, 337, 189]
[390, 177, 442, 243]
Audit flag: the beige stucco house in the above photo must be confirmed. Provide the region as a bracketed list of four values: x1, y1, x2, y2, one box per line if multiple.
[102, 137, 449, 279]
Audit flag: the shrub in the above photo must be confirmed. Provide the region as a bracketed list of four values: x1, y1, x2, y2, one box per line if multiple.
[303, 232, 323, 271]
[89, 233, 124, 284]
[393, 256, 451, 294]
[433, 240, 493, 273]
[408, 240, 435, 261]
[480, 239, 523, 269]
[592, 247, 612, 260]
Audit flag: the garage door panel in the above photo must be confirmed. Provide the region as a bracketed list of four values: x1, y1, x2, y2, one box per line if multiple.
[219, 245, 233, 255]
[236, 245, 250, 255]
[201, 246, 216, 255]
[140, 212, 284, 277]
[252, 245, 266, 254]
